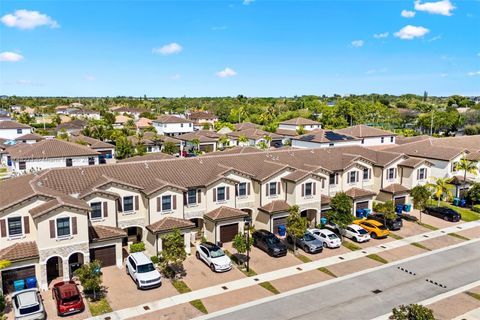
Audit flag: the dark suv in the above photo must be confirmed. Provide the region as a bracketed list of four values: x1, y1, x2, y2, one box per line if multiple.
[252, 229, 287, 257]
[425, 206, 461, 222]
[368, 213, 403, 231]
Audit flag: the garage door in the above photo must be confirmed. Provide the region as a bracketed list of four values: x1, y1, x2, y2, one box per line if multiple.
[272, 216, 288, 234]
[90, 246, 116, 267]
[394, 197, 406, 206]
[2, 266, 36, 293]
[220, 224, 239, 243]
[356, 201, 369, 211]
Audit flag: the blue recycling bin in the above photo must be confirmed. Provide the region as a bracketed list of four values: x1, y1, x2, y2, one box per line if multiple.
[14, 279, 25, 292]
[460, 199, 467, 207]
[363, 208, 371, 216]
[320, 217, 327, 226]
[356, 209, 365, 218]
[453, 198, 460, 206]
[26, 276, 37, 289]
[403, 204, 412, 212]
[278, 225, 286, 237]
[395, 204, 403, 214]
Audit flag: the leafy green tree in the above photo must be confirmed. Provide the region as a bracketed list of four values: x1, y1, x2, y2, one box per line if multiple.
[286, 205, 308, 253]
[202, 123, 211, 130]
[57, 129, 69, 140]
[191, 138, 200, 152]
[232, 232, 253, 266]
[373, 200, 397, 225]
[115, 135, 134, 159]
[257, 141, 268, 150]
[160, 228, 187, 276]
[51, 114, 62, 126]
[327, 192, 353, 236]
[218, 136, 229, 149]
[296, 125, 306, 135]
[390, 304, 435, 320]
[410, 185, 432, 221]
[238, 135, 249, 146]
[428, 177, 453, 206]
[74, 260, 103, 300]
[162, 141, 177, 155]
[17, 112, 34, 125]
[466, 183, 480, 204]
[454, 158, 478, 199]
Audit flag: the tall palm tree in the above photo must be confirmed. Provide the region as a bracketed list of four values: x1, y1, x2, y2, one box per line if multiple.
[428, 177, 453, 206]
[454, 158, 478, 199]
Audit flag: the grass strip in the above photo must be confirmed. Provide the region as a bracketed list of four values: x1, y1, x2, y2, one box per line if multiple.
[259, 281, 280, 295]
[411, 242, 431, 251]
[342, 241, 361, 251]
[466, 291, 480, 301]
[317, 267, 337, 278]
[389, 233, 404, 240]
[416, 222, 439, 231]
[190, 299, 208, 314]
[172, 280, 208, 314]
[295, 254, 312, 263]
[447, 232, 470, 241]
[366, 254, 388, 264]
[87, 297, 112, 316]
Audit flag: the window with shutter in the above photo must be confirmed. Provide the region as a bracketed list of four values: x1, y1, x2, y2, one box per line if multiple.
[313, 182, 316, 195]
[198, 189, 202, 203]
[173, 195, 177, 210]
[0, 219, 6, 237]
[23, 216, 30, 234]
[157, 197, 161, 212]
[226, 187, 230, 200]
[72, 217, 77, 235]
[247, 183, 251, 195]
[103, 202, 108, 217]
[134, 196, 139, 210]
[56, 217, 70, 238]
[49, 220, 55, 238]
[213, 188, 217, 202]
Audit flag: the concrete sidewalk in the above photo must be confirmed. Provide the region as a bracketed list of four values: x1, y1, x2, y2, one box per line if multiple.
[88, 220, 480, 320]
[454, 308, 480, 320]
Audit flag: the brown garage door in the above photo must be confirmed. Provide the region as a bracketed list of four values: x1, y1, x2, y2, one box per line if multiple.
[272, 216, 287, 234]
[356, 201, 369, 210]
[220, 223, 238, 243]
[394, 197, 406, 206]
[90, 246, 116, 267]
[2, 266, 36, 293]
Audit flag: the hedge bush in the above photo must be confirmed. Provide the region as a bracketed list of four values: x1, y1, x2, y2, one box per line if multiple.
[129, 241, 145, 253]
[473, 205, 480, 213]
[151, 256, 159, 264]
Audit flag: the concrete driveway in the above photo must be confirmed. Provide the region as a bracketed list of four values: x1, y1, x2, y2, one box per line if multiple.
[409, 208, 463, 229]
[393, 220, 431, 238]
[101, 265, 179, 311]
[182, 247, 246, 291]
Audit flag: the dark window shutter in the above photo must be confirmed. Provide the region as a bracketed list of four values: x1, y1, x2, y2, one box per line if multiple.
[197, 189, 201, 203]
[356, 172, 359, 182]
[183, 193, 187, 205]
[425, 168, 427, 178]
[322, 179, 325, 189]
[173, 195, 177, 210]
[0, 219, 6, 237]
[157, 197, 161, 212]
[49, 220, 55, 238]
[103, 202, 108, 217]
[135, 196, 139, 210]
[117, 198, 123, 212]
[247, 183, 251, 195]
[265, 184, 269, 196]
[213, 188, 217, 202]
[277, 182, 281, 194]
[313, 182, 316, 195]
[235, 185, 238, 197]
[23, 216, 30, 234]
[417, 169, 420, 180]
[301, 184, 305, 197]
[72, 217, 77, 235]
[226, 187, 230, 200]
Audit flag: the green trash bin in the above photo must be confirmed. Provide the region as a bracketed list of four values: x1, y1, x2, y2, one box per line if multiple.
[453, 198, 460, 206]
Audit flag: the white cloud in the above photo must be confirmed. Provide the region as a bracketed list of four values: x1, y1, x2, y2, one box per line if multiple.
[401, 10, 416, 18]
[1, 10, 59, 30]
[394, 25, 430, 40]
[414, 0, 456, 16]
[0, 51, 24, 62]
[152, 43, 183, 55]
[243, 0, 255, 5]
[216, 67, 237, 78]
[428, 34, 442, 42]
[85, 75, 95, 81]
[170, 74, 181, 80]
[373, 32, 389, 39]
[351, 40, 364, 47]
[467, 71, 480, 76]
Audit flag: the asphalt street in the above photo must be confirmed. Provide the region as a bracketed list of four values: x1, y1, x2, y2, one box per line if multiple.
[207, 241, 480, 320]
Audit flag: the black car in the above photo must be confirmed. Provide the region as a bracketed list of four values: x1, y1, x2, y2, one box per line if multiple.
[425, 206, 461, 222]
[252, 229, 287, 257]
[368, 213, 403, 231]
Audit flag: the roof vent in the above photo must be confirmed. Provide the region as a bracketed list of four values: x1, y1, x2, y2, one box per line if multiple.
[70, 193, 80, 198]
[36, 181, 43, 187]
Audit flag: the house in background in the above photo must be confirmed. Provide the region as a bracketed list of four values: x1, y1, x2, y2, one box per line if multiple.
[187, 111, 219, 130]
[111, 106, 146, 120]
[291, 129, 361, 149]
[55, 119, 87, 136]
[227, 128, 283, 148]
[0, 109, 11, 121]
[14, 133, 45, 145]
[0, 121, 33, 141]
[69, 134, 116, 163]
[278, 117, 322, 133]
[152, 115, 194, 137]
[177, 130, 221, 153]
[336, 125, 396, 146]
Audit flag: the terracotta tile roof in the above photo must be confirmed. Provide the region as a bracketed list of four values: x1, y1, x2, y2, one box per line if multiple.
[142, 132, 182, 144]
[6, 139, 99, 160]
[153, 115, 192, 124]
[205, 206, 249, 221]
[423, 135, 480, 152]
[111, 106, 147, 113]
[115, 115, 131, 124]
[279, 117, 321, 126]
[176, 130, 221, 143]
[118, 152, 174, 163]
[275, 128, 300, 136]
[336, 125, 396, 138]
[292, 129, 360, 144]
[450, 175, 476, 185]
[14, 133, 45, 141]
[188, 111, 217, 120]
[395, 135, 430, 145]
[207, 146, 263, 156]
[28, 193, 90, 218]
[136, 117, 153, 129]
[398, 157, 430, 168]
[146, 217, 195, 234]
[228, 128, 283, 140]
[381, 183, 410, 194]
[385, 139, 465, 161]
[89, 225, 127, 242]
[55, 119, 87, 131]
[259, 200, 291, 214]
[69, 135, 114, 149]
[466, 152, 480, 161]
[0, 120, 31, 129]
[344, 187, 377, 199]
[0, 241, 39, 262]
[234, 122, 259, 131]
[282, 170, 311, 182]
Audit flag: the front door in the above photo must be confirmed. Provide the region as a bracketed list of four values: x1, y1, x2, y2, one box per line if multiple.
[46, 257, 62, 283]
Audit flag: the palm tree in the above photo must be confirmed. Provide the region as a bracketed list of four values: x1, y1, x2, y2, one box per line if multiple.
[454, 158, 478, 199]
[263, 135, 272, 147]
[218, 136, 229, 149]
[191, 138, 200, 153]
[428, 177, 453, 206]
[238, 135, 248, 146]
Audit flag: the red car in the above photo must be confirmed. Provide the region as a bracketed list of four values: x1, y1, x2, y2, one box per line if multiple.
[52, 281, 85, 316]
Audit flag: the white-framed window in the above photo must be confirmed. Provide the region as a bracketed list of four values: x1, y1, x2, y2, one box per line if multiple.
[123, 196, 134, 212]
[329, 174, 336, 185]
[348, 171, 357, 184]
[451, 162, 458, 172]
[162, 195, 172, 211]
[7, 217, 23, 237]
[217, 187, 226, 202]
[181, 123, 184, 128]
[19, 161, 26, 170]
[381, 137, 385, 143]
[237, 182, 247, 197]
[187, 189, 197, 205]
[268, 182, 277, 196]
[417, 168, 427, 180]
[304, 182, 313, 196]
[390, 136, 394, 143]
[66, 158, 73, 167]
[90, 202, 102, 220]
[16, 129, 22, 134]
[56, 217, 71, 238]
[387, 168, 396, 180]
[363, 168, 370, 180]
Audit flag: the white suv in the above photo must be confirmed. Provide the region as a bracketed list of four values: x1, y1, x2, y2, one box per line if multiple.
[126, 252, 162, 289]
[341, 224, 371, 243]
[196, 242, 232, 272]
[308, 228, 342, 248]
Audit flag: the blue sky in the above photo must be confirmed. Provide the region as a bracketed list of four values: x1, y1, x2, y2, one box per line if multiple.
[0, 0, 479, 97]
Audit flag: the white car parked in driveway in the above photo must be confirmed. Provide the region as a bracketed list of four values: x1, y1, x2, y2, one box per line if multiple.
[341, 224, 371, 243]
[126, 252, 162, 289]
[196, 242, 232, 272]
[308, 228, 342, 248]
[12, 288, 46, 320]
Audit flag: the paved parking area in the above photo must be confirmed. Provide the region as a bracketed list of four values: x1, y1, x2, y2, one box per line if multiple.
[182, 248, 246, 291]
[270, 269, 334, 293]
[455, 226, 480, 239]
[101, 265, 179, 311]
[429, 288, 480, 320]
[128, 302, 202, 320]
[343, 236, 394, 249]
[301, 244, 351, 261]
[409, 209, 463, 229]
[417, 234, 466, 251]
[327, 256, 383, 277]
[392, 220, 431, 238]
[376, 243, 427, 262]
[202, 285, 274, 313]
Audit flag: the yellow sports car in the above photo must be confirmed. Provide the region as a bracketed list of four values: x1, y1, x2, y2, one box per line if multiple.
[352, 219, 390, 239]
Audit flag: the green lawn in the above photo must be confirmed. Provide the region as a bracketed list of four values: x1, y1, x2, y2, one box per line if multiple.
[318, 267, 337, 278]
[171, 280, 208, 314]
[366, 254, 388, 264]
[295, 254, 312, 263]
[389, 233, 404, 240]
[342, 241, 361, 251]
[427, 200, 480, 222]
[87, 297, 112, 316]
[259, 282, 280, 295]
[411, 242, 431, 251]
